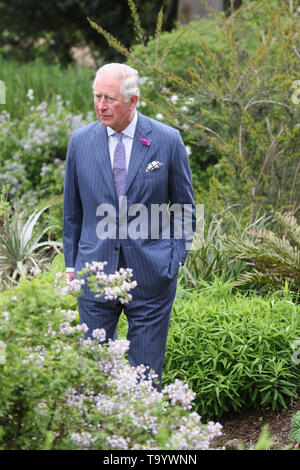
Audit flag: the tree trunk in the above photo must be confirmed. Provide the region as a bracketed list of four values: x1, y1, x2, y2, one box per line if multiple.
[177, 0, 224, 23]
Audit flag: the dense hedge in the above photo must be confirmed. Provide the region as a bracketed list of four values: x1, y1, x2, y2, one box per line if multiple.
[164, 280, 300, 420]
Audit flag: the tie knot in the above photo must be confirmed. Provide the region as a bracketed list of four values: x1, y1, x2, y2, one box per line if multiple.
[115, 132, 123, 141]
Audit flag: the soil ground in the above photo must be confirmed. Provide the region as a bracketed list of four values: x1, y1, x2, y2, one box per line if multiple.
[213, 398, 300, 450]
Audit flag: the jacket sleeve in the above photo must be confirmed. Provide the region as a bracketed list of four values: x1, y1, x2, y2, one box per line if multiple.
[168, 131, 196, 265]
[62, 134, 83, 269]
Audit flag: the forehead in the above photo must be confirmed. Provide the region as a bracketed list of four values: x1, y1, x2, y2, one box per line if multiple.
[94, 74, 123, 96]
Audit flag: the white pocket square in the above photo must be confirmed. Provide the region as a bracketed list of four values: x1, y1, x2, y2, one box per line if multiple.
[146, 161, 163, 172]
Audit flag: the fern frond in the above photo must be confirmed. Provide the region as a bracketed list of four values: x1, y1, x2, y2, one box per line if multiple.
[275, 211, 300, 245]
[222, 211, 300, 291]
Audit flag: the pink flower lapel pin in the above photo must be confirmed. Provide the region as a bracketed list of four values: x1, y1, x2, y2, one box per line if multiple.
[140, 138, 150, 146]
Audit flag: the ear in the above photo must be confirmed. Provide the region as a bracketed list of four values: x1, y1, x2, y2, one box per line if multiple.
[129, 94, 139, 110]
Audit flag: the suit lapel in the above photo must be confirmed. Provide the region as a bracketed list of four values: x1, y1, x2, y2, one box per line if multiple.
[92, 122, 116, 201]
[91, 113, 152, 200]
[125, 112, 152, 195]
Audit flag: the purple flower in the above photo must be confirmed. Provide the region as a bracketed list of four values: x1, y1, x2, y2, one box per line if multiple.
[140, 138, 150, 146]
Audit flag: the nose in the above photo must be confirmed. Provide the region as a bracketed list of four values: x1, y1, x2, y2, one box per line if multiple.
[94, 95, 107, 111]
[98, 97, 108, 111]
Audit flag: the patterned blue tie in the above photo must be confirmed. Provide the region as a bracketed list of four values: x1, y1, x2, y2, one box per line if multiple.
[113, 132, 126, 198]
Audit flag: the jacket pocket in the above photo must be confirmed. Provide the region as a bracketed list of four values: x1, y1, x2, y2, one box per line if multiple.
[78, 239, 96, 247]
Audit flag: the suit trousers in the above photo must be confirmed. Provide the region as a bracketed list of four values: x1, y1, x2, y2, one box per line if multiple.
[77, 248, 177, 387]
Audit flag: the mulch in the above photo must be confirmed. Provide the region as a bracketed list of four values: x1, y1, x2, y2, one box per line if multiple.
[212, 398, 300, 450]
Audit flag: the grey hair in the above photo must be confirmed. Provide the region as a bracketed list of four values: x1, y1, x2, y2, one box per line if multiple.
[92, 63, 140, 102]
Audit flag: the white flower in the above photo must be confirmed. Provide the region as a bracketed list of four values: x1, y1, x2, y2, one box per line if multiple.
[29, 265, 42, 276]
[170, 94, 178, 104]
[2, 311, 9, 322]
[59, 321, 88, 335]
[156, 113, 164, 121]
[59, 278, 84, 296]
[71, 431, 97, 449]
[108, 339, 130, 357]
[140, 76, 149, 85]
[163, 379, 195, 410]
[27, 89, 34, 101]
[92, 328, 106, 342]
[106, 434, 130, 450]
[186, 97, 195, 104]
[185, 145, 192, 156]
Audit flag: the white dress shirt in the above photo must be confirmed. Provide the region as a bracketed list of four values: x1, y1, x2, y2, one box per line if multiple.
[66, 112, 138, 273]
[107, 111, 137, 170]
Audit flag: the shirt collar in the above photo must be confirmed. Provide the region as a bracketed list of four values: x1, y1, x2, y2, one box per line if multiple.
[107, 111, 137, 138]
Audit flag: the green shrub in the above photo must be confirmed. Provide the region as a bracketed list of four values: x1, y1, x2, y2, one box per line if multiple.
[164, 279, 300, 420]
[0, 93, 93, 236]
[0, 96, 93, 191]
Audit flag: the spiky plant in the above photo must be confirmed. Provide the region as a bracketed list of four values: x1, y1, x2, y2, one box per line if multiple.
[0, 205, 62, 289]
[179, 206, 271, 287]
[221, 211, 300, 292]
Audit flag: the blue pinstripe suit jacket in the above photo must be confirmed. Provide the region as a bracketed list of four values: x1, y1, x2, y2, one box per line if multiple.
[63, 111, 195, 301]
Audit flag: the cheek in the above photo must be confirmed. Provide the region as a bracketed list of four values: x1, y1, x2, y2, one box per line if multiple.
[115, 105, 129, 119]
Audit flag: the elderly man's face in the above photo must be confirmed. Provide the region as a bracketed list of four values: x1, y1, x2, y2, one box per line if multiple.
[93, 74, 138, 132]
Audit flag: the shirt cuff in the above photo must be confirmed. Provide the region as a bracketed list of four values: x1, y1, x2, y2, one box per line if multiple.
[66, 267, 75, 272]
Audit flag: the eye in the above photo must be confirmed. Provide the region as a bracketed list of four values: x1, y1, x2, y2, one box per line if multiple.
[107, 96, 117, 103]
[94, 94, 117, 103]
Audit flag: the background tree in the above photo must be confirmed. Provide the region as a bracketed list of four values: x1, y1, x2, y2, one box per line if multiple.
[0, 0, 178, 64]
[177, 0, 224, 23]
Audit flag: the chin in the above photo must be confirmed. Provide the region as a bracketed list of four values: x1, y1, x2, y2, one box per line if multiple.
[100, 117, 112, 126]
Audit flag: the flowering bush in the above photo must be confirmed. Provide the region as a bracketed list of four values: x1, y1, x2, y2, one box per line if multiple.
[0, 94, 93, 205]
[76, 261, 137, 304]
[0, 259, 222, 450]
[0, 93, 94, 242]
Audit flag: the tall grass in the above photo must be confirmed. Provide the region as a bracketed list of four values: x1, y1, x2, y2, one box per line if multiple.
[0, 56, 95, 118]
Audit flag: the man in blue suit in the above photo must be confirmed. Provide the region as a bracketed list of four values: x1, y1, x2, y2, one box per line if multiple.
[63, 63, 195, 386]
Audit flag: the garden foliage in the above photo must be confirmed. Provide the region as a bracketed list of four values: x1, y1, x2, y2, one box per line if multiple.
[0, 0, 299, 446]
[164, 279, 300, 420]
[92, 0, 300, 216]
[222, 211, 300, 292]
[0, 204, 62, 290]
[0, 258, 222, 450]
[289, 410, 300, 443]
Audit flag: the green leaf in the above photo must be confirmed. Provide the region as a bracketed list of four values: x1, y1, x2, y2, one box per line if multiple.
[289, 411, 300, 443]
